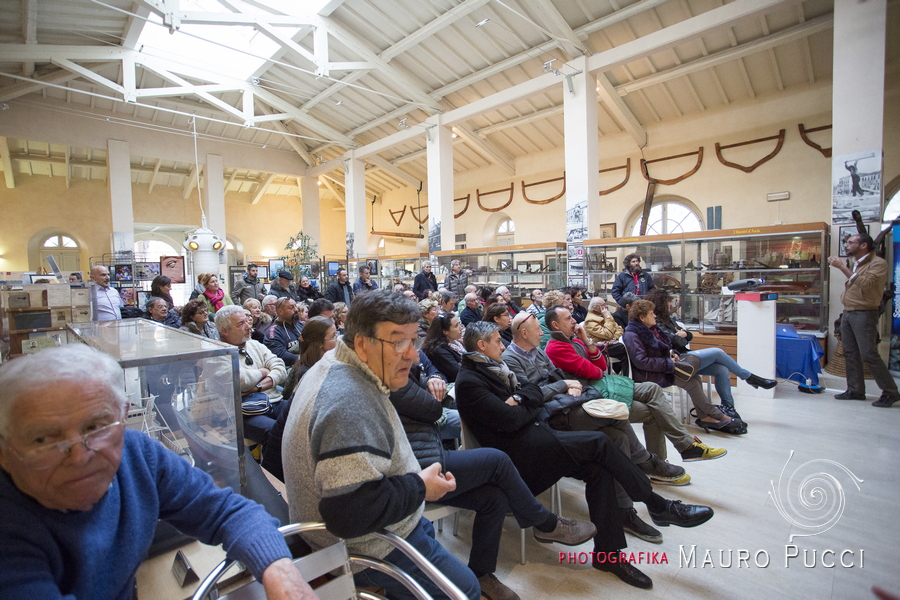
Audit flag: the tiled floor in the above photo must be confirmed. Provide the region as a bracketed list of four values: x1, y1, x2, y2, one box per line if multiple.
[433, 373, 900, 599]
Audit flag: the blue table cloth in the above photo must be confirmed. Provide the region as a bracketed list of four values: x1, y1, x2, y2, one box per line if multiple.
[776, 334, 824, 385]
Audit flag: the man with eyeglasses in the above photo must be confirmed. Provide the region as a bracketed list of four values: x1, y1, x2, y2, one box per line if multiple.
[282, 290, 481, 600]
[215, 305, 287, 446]
[0, 344, 315, 600]
[264, 297, 303, 367]
[828, 233, 900, 407]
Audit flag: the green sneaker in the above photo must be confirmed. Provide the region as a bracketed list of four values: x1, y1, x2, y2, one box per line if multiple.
[680, 437, 727, 462]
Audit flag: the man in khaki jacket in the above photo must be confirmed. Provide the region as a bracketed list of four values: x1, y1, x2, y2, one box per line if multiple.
[827, 233, 900, 407]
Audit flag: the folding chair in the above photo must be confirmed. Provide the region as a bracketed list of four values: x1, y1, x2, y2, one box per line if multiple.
[192, 522, 468, 600]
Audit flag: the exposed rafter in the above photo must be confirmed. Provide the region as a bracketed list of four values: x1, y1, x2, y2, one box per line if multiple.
[0, 137, 16, 188]
[452, 125, 515, 175]
[252, 173, 277, 204]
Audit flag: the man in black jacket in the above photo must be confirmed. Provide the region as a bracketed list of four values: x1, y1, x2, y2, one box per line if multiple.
[611, 254, 655, 304]
[459, 293, 483, 326]
[324, 268, 354, 304]
[413, 261, 438, 299]
[263, 297, 303, 366]
[269, 270, 299, 301]
[612, 292, 639, 331]
[390, 351, 595, 600]
[456, 322, 715, 590]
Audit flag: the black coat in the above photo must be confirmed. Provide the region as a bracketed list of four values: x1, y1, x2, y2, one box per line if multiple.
[455, 356, 577, 495]
[612, 307, 629, 331]
[413, 271, 438, 299]
[296, 284, 323, 303]
[269, 280, 298, 301]
[325, 281, 354, 304]
[657, 320, 692, 354]
[389, 353, 447, 470]
[423, 343, 462, 382]
[572, 304, 588, 324]
[611, 269, 655, 303]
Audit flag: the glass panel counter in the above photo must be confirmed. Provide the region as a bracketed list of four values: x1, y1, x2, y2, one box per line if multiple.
[67, 318, 247, 493]
[434, 243, 566, 304]
[376, 253, 430, 290]
[585, 223, 829, 333]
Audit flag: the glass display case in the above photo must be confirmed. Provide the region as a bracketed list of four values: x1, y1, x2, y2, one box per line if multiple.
[434, 243, 567, 304]
[67, 319, 247, 493]
[376, 253, 430, 290]
[584, 222, 830, 333]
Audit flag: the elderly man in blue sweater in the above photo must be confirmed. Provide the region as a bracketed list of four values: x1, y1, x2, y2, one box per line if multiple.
[0, 344, 314, 600]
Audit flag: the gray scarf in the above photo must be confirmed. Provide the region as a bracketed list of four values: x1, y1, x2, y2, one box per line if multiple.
[465, 351, 518, 391]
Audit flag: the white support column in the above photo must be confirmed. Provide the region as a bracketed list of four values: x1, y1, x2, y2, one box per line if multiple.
[106, 139, 134, 254]
[563, 56, 599, 285]
[204, 154, 226, 269]
[300, 175, 322, 249]
[828, 0, 888, 354]
[427, 115, 454, 253]
[344, 151, 367, 259]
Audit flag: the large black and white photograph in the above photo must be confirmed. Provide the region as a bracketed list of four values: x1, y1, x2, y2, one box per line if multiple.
[428, 218, 441, 253]
[832, 150, 882, 224]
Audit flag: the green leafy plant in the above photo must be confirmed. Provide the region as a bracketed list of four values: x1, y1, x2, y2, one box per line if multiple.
[281, 231, 319, 280]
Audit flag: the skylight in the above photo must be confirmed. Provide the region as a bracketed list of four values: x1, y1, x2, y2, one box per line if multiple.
[135, 0, 306, 81]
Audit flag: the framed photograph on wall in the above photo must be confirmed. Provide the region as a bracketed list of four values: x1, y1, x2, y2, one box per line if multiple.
[134, 262, 160, 281]
[27, 274, 59, 284]
[160, 256, 185, 284]
[839, 224, 870, 257]
[114, 265, 133, 281]
[268, 259, 285, 276]
[136, 290, 151, 310]
[599, 223, 617, 239]
[256, 265, 269, 281]
[119, 287, 136, 306]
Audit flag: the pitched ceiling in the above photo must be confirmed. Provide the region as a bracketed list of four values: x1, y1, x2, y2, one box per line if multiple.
[0, 0, 836, 198]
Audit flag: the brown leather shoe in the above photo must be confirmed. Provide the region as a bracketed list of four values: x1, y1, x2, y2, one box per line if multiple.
[478, 574, 519, 600]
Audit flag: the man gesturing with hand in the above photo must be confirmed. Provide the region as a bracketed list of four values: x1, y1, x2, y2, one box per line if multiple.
[283, 290, 480, 600]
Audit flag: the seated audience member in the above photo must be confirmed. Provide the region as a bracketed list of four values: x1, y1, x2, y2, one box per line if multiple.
[188, 273, 205, 301]
[68, 271, 84, 287]
[150, 275, 179, 313]
[418, 298, 439, 339]
[231, 263, 266, 305]
[332, 302, 348, 335]
[457, 285, 477, 312]
[623, 300, 746, 435]
[402, 289, 417, 301]
[485, 294, 505, 309]
[612, 292, 639, 330]
[216, 305, 287, 446]
[537, 289, 566, 348]
[262, 316, 337, 482]
[264, 297, 303, 367]
[0, 345, 314, 600]
[179, 298, 220, 340]
[568, 288, 588, 323]
[198, 273, 233, 314]
[483, 303, 513, 347]
[508, 312, 723, 464]
[393, 283, 407, 294]
[422, 313, 466, 382]
[506, 312, 689, 543]
[307, 298, 334, 320]
[445, 260, 470, 298]
[495, 286, 522, 316]
[460, 293, 483, 326]
[439, 290, 458, 315]
[295, 276, 322, 303]
[413, 261, 438, 300]
[582, 296, 628, 372]
[526, 289, 545, 316]
[297, 303, 309, 326]
[245, 298, 272, 342]
[353, 266, 379, 295]
[270, 270, 299, 301]
[143, 296, 181, 328]
[477, 285, 494, 307]
[644, 289, 775, 422]
[390, 350, 595, 600]
[456, 322, 715, 589]
[325, 268, 354, 305]
[282, 290, 482, 600]
[262, 294, 279, 319]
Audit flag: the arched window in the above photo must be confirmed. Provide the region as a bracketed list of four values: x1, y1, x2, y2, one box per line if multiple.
[883, 189, 900, 229]
[629, 200, 703, 236]
[40, 235, 80, 271]
[497, 218, 515, 246]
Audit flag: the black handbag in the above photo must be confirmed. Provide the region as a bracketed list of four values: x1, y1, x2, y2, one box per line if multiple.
[673, 353, 701, 382]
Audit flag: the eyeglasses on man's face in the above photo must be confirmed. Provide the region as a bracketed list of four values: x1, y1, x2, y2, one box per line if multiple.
[369, 336, 417, 354]
[8, 421, 124, 470]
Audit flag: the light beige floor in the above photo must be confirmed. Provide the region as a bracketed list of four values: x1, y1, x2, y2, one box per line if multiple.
[433, 373, 900, 599]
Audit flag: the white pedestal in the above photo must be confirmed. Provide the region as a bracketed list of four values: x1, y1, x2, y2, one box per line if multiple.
[736, 299, 777, 399]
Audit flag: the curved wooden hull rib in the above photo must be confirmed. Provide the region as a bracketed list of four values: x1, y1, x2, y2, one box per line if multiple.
[522, 174, 566, 204]
[641, 148, 703, 185]
[599, 158, 630, 196]
[409, 205, 428, 224]
[477, 183, 514, 212]
[715, 129, 785, 173]
[389, 205, 407, 226]
[798, 123, 832, 158]
[454, 194, 470, 218]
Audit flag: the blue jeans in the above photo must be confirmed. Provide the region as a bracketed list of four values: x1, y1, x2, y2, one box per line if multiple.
[438, 448, 554, 576]
[353, 518, 481, 600]
[440, 408, 461, 440]
[688, 347, 751, 407]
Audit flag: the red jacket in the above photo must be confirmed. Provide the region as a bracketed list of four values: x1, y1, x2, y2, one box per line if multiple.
[545, 333, 607, 381]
